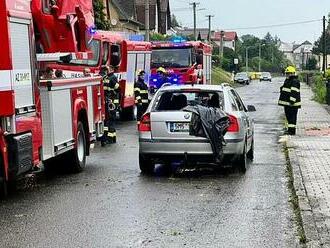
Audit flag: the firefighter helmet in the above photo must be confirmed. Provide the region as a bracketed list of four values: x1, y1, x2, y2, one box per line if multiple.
[285, 66, 296, 74]
[137, 70, 146, 76]
[157, 67, 166, 74]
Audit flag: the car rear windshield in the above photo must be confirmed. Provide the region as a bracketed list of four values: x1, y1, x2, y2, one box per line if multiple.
[153, 90, 224, 111]
[262, 72, 271, 76]
[236, 73, 247, 77]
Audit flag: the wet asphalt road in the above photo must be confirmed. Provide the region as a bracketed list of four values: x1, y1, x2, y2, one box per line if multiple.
[0, 78, 297, 248]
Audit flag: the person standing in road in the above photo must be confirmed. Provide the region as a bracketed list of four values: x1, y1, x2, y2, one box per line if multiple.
[157, 67, 169, 88]
[101, 65, 120, 146]
[278, 66, 301, 135]
[134, 70, 149, 123]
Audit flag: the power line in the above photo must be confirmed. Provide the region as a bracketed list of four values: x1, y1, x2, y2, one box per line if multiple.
[223, 19, 322, 31]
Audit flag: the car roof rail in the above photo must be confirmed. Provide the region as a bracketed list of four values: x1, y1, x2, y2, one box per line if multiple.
[221, 83, 231, 87]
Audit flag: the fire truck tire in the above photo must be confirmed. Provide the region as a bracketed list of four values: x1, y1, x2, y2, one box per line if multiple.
[120, 106, 135, 121]
[70, 121, 87, 172]
[0, 157, 8, 199]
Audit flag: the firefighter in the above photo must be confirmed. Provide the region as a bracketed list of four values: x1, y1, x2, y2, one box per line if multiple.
[134, 70, 149, 123]
[101, 65, 120, 146]
[157, 67, 169, 88]
[278, 66, 301, 135]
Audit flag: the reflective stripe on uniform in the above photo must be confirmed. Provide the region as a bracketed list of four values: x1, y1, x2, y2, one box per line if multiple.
[142, 99, 149, 103]
[103, 86, 109, 91]
[290, 97, 296, 102]
[288, 124, 296, 128]
[104, 127, 109, 131]
[278, 100, 290, 106]
[282, 87, 291, 93]
[293, 102, 301, 107]
[113, 99, 119, 104]
[134, 88, 140, 92]
[291, 87, 300, 92]
[114, 83, 120, 90]
[107, 132, 116, 137]
[136, 96, 142, 100]
[140, 90, 148, 94]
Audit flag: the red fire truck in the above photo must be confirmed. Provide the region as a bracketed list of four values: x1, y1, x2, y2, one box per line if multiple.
[0, 0, 104, 197]
[150, 41, 212, 89]
[50, 31, 152, 120]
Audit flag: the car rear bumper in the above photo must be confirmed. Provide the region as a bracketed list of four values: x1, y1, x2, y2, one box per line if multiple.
[139, 138, 244, 157]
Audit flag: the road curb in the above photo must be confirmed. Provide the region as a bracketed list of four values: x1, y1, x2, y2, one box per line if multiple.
[286, 139, 321, 247]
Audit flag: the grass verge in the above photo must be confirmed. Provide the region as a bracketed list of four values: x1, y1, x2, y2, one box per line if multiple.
[284, 145, 307, 245]
[212, 67, 232, 85]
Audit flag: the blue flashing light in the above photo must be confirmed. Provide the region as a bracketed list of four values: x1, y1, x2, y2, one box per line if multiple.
[173, 78, 178, 82]
[88, 26, 97, 35]
[171, 36, 187, 43]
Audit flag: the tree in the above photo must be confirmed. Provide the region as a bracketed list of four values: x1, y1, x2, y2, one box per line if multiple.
[306, 57, 318, 70]
[171, 14, 181, 28]
[93, 0, 109, 30]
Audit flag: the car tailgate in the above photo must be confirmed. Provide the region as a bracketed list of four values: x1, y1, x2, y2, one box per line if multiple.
[150, 111, 207, 141]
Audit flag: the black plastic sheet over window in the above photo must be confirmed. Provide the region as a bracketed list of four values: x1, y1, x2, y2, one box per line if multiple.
[184, 105, 230, 162]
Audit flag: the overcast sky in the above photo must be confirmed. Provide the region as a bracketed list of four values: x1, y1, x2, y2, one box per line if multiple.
[170, 0, 330, 43]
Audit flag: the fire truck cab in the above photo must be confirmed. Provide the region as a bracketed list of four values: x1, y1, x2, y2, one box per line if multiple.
[150, 40, 212, 89]
[0, 0, 103, 197]
[50, 31, 152, 120]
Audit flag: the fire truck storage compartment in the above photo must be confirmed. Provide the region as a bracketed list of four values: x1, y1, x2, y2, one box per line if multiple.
[9, 20, 34, 111]
[7, 133, 33, 177]
[40, 87, 74, 160]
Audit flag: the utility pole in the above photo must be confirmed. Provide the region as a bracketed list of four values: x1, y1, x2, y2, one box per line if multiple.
[246, 47, 249, 72]
[145, 0, 150, 41]
[219, 30, 225, 68]
[259, 44, 265, 72]
[190, 2, 200, 41]
[206, 15, 214, 43]
[323, 15, 327, 74]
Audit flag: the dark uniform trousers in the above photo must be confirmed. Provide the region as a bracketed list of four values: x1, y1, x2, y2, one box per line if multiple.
[278, 76, 301, 135]
[102, 73, 120, 145]
[134, 79, 149, 123]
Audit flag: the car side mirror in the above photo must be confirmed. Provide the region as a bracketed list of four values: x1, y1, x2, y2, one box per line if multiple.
[247, 105, 256, 112]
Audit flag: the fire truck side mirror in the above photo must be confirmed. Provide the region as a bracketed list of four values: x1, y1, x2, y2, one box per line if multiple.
[110, 44, 121, 67]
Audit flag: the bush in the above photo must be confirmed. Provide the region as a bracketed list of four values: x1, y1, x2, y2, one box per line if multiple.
[312, 74, 326, 104]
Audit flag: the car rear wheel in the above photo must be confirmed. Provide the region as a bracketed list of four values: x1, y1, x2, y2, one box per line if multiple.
[236, 144, 247, 173]
[247, 139, 254, 161]
[139, 155, 155, 175]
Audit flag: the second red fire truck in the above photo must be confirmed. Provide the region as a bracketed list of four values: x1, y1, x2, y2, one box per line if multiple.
[150, 40, 212, 89]
[50, 31, 152, 120]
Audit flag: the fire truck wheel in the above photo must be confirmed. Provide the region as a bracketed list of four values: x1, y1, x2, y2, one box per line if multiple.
[0, 157, 8, 199]
[71, 121, 87, 172]
[120, 106, 135, 121]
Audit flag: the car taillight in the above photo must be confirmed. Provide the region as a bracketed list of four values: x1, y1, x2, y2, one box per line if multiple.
[227, 115, 239, 132]
[138, 113, 151, 132]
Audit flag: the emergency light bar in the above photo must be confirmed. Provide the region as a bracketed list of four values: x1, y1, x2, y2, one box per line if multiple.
[36, 52, 92, 62]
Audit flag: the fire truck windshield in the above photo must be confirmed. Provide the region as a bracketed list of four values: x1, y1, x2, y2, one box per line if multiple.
[63, 39, 100, 66]
[151, 48, 192, 69]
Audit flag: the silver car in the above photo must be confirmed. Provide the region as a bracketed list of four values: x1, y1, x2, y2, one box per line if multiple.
[260, 72, 272, 82]
[234, 72, 250, 85]
[138, 84, 255, 174]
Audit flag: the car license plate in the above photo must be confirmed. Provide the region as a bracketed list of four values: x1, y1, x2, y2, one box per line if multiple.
[169, 122, 190, 132]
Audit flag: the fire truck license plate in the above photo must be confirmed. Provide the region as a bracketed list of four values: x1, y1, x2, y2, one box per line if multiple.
[170, 122, 190, 132]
